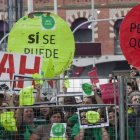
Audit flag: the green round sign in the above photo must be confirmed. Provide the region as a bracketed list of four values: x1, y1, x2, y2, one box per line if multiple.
[52, 123, 65, 137]
[82, 83, 93, 95]
[42, 15, 55, 29]
[7, 12, 75, 78]
[86, 111, 100, 124]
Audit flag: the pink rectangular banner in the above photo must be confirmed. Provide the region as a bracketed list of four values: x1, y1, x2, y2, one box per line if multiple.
[88, 67, 99, 85]
[100, 82, 119, 104]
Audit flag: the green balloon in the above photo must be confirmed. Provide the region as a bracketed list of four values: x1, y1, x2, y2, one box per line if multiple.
[52, 124, 65, 137]
[82, 83, 92, 95]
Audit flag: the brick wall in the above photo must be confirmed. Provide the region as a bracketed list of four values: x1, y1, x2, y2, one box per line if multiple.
[1, 0, 139, 55]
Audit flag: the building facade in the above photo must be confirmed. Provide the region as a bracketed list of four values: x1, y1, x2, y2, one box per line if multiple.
[0, 0, 140, 77]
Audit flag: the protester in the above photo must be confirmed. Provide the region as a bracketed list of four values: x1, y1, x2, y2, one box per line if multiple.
[106, 107, 133, 140]
[0, 102, 16, 140]
[30, 107, 71, 140]
[126, 82, 137, 96]
[15, 108, 38, 140]
[129, 66, 140, 91]
[34, 105, 51, 125]
[72, 116, 110, 140]
[63, 96, 78, 128]
[0, 90, 17, 139]
[108, 73, 118, 83]
[71, 85, 109, 140]
[127, 91, 140, 140]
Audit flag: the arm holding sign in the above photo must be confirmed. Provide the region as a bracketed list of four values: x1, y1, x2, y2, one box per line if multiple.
[74, 129, 85, 140]
[93, 86, 103, 104]
[34, 84, 42, 103]
[15, 107, 23, 127]
[30, 132, 40, 140]
[72, 122, 109, 140]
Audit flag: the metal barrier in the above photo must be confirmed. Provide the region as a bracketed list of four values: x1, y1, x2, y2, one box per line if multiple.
[0, 77, 121, 140]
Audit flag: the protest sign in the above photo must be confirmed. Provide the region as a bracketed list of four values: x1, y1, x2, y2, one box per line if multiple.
[7, 12, 75, 78]
[82, 83, 94, 96]
[12, 74, 35, 92]
[100, 82, 119, 104]
[120, 4, 140, 70]
[88, 67, 99, 85]
[77, 106, 109, 129]
[19, 86, 34, 106]
[50, 123, 66, 139]
[0, 111, 17, 132]
[0, 52, 42, 89]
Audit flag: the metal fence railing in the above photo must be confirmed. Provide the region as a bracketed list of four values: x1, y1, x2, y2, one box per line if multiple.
[2, 75, 140, 140]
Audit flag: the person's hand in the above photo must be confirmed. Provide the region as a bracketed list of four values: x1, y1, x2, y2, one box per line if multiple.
[92, 85, 97, 92]
[109, 74, 113, 78]
[64, 112, 71, 121]
[34, 84, 42, 92]
[108, 74, 113, 83]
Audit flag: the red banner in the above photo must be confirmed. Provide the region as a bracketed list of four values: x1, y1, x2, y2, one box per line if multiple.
[88, 67, 99, 85]
[100, 82, 119, 104]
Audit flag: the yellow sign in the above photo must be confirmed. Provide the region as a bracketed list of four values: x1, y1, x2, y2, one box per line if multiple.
[7, 12, 75, 78]
[19, 86, 34, 106]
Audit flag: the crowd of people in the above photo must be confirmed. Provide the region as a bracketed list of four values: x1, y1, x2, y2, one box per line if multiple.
[0, 65, 140, 140]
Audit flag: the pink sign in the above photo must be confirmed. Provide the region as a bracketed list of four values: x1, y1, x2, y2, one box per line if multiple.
[100, 82, 119, 104]
[88, 67, 99, 85]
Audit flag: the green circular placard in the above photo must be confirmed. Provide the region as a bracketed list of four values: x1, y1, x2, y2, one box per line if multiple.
[82, 83, 93, 95]
[52, 123, 65, 137]
[7, 12, 75, 78]
[86, 111, 100, 124]
[42, 15, 55, 29]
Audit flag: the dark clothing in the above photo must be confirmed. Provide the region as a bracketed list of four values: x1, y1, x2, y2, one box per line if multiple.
[107, 124, 133, 140]
[0, 123, 14, 140]
[128, 112, 140, 140]
[71, 122, 102, 140]
[16, 122, 38, 140]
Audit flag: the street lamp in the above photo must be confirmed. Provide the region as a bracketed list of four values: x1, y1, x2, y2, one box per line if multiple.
[72, 17, 124, 34]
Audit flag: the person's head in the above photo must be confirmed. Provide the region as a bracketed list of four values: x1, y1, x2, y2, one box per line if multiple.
[40, 105, 51, 118]
[128, 91, 140, 106]
[126, 83, 133, 95]
[128, 91, 140, 114]
[108, 107, 117, 126]
[80, 111, 88, 125]
[83, 96, 97, 104]
[0, 102, 10, 112]
[49, 108, 64, 124]
[58, 97, 64, 105]
[23, 108, 34, 124]
[63, 96, 76, 104]
[130, 66, 139, 77]
[131, 95, 140, 106]
[63, 96, 77, 113]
